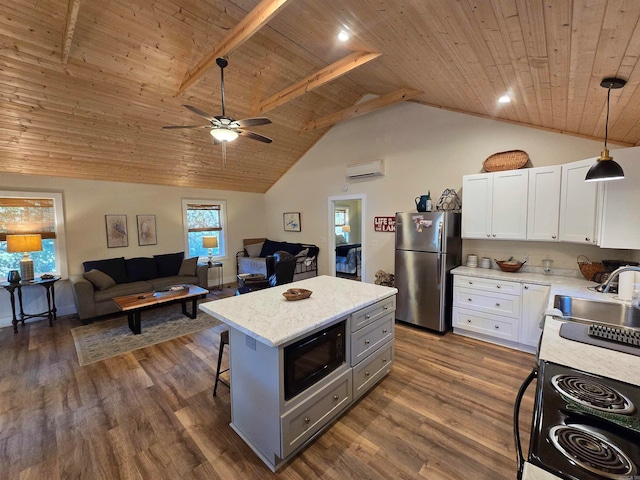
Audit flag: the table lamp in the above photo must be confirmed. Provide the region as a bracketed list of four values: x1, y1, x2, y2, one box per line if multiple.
[6, 234, 42, 281]
[202, 236, 218, 265]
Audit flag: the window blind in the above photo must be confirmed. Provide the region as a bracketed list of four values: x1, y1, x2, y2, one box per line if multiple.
[0, 198, 56, 240]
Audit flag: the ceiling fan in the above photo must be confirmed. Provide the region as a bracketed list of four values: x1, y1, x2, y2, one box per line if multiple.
[164, 57, 272, 166]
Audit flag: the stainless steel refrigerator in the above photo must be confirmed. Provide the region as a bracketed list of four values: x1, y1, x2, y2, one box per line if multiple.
[395, 212, 462, 332]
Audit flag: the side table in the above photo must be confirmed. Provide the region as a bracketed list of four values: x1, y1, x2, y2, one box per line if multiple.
[209, 261, 223, 291]
[1, 276, 60, 333]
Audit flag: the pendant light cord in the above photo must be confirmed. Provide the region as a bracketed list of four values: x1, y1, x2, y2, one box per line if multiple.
[605, 85, 611, 149]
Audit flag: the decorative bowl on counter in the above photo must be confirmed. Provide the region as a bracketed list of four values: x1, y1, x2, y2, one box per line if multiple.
[282, 288, 312, 301]
[494, 259, 526, 273]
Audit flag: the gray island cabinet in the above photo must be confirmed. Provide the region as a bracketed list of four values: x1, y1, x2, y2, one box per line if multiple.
[199, 275, 397, 472]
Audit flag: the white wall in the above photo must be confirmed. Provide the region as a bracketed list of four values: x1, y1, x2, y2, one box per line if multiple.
[264, 102, 636, 282]
[0, 174, 265, 327]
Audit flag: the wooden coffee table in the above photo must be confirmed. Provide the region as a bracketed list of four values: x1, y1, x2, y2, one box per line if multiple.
[113, 284, 208, 334]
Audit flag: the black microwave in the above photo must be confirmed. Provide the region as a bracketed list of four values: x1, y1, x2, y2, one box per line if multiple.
[283, 320, 346, 400]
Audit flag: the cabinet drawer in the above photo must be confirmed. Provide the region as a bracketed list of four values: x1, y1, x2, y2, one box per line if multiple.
[351, 296, 396, 332]
[453, 287, 521, 319]
[453, 307, 516, 341]
[351, 313, 394, 365]
[454, 275, 521, 295]
[353, 340, 393, 401]
[281, 369, 352, 457]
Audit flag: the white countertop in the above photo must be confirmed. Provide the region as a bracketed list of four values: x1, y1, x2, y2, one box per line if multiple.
[452, 266, 630, 306]
[199, 275, 397, 347]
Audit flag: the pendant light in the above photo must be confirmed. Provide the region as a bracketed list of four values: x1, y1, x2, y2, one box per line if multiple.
[585, 78, 626, 182]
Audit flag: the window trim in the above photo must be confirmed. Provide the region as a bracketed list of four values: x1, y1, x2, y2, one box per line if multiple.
[0, 190, 68, 279]
[182, 198, 228, 261]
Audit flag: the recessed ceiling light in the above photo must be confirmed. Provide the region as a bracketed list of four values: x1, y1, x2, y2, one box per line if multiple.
[338, 30, 350, 42]
[498, 94, 511, 103]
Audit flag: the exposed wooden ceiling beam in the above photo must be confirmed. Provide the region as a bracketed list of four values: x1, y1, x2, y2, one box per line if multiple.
[62, 0, 81, 64]
[303, 88, 423, 132]
[177, 0, 293, 95]
[252, 51, 382, 115]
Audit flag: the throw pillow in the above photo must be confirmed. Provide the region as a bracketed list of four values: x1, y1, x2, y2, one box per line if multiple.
[154, 252, 184, 277]
[83, 257, 128, 284]
[244, 242, 264, 257]
[178, 257, 198, 276]
[83, 269, 116, 291]
[125, 257, 158, 282]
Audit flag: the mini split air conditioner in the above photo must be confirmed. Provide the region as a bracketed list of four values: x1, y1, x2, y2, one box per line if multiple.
[345, 159, 385, 179]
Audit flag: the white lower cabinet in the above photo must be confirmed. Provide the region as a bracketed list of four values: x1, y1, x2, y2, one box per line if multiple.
[453, 274, 550, 351]
[520, 283, 551, 352]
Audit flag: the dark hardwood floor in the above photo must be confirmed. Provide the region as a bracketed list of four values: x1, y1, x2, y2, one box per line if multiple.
[0, 284, 536, 479]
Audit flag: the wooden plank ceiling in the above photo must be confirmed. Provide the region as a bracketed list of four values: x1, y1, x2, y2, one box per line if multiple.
[1, 0, 639, 193]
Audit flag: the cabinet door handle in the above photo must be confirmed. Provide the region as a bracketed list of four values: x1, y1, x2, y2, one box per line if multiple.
[467, 298, 472, 302]
[365, 339, 370, 344]
[365, 371, 370, 377]
[492, 234, 496, 237]
[524, 285, 529, 290]
[496, 285, 501, 289]
[333, 394, 339, 400]
[494, 325, 500, 329]
[495, 303, 501, 307]
[382, 357, 387, 362]
[468, 281, 473, 284]
[585, 237, 590, 242]
[365, 314, 370, 319]
[382, 329, 388, 333]
[383, 306, 388, 310]
[552, 235, 557, 239]
[467, 319, 472, 323]
[304, 417, 311, 424]
[486, 234, 491, 237]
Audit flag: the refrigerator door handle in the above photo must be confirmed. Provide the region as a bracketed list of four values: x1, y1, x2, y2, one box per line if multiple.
[438, 221, 443, 250]
[436, 253, 442, 285]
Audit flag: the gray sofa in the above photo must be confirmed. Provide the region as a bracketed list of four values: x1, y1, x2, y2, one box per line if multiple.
[70, 252, 208, 322]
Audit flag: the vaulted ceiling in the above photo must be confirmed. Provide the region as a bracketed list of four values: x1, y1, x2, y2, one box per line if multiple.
[1, 0, 639, 193]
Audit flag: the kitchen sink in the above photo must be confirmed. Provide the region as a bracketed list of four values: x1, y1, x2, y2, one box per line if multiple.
[553, 295, 640, 328]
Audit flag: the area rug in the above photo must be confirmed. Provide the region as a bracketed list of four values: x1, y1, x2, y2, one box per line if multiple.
[71, 305, 221, 366]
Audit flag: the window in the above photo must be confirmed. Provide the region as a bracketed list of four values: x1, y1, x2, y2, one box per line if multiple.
[182, 199, 227, 260]
[334, 208, 349, 242]
[0, 191, 68, 278]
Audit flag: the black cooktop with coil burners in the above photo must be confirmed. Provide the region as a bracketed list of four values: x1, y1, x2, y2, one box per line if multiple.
[528, 360, 640, 480]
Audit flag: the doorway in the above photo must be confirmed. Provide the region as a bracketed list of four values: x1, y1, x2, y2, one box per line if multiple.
[328, 194, 365, 281]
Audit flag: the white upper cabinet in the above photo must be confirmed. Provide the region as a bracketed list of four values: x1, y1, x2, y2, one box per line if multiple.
[492, 170, 529, 239]
[462, 170, 528, 240]
[599, 146, 640, 249]
[559, 158, 601, 244]
[461, 173, 493, 239]
[527, 166, 561, 241]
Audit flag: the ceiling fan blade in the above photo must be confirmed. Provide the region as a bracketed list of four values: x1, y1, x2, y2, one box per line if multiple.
[232, 117, 272, 128]
[183, 105, 216, 121]
[238, 129, 273, 143]
[163, 125, 211, 129]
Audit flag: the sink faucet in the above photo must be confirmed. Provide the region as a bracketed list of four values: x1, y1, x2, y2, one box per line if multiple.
[596, 265, 640, 293]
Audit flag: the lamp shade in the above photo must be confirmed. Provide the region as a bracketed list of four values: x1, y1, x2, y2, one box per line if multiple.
[6, 234, 43, 253]
[210, 128, 238, 142]
[342, 225, 351, 233]
[202, 236, 218, 249]
[585, 156, 625, 182]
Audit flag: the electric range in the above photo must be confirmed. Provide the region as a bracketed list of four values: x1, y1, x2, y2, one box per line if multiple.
[527, 360, 640, 480]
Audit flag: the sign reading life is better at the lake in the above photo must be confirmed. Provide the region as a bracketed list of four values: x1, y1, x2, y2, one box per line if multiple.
[373, 216, 396, 232]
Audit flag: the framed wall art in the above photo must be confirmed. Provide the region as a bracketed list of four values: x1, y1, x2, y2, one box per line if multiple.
[137, 214, 157, 246]
[105, 214, 128, 248]
[283, 212, 301, 232]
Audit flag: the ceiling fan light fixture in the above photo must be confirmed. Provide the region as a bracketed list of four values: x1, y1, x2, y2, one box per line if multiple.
[498, 94, 511, 103]
[585, 77, 626, 182]
[337, 30, 350, 42]
[210, 128, 238, 142]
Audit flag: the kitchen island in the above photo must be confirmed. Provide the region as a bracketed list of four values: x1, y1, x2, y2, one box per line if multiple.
[199, 275, 397, 471]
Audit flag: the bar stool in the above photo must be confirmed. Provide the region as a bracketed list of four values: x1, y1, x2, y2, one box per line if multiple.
[213, 329, 230, 396]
